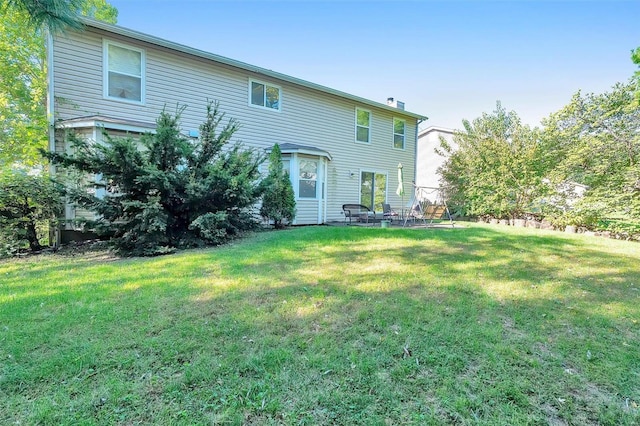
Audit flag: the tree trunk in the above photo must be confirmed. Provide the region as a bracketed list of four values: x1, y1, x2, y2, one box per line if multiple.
[25, 221, 42, 251]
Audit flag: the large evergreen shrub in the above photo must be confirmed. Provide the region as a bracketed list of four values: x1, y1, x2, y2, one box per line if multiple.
[260, 144, 296, 228]
[46, 102, 264, 256]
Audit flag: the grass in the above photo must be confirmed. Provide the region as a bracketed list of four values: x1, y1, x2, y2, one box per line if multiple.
[1, 223, 639, 425]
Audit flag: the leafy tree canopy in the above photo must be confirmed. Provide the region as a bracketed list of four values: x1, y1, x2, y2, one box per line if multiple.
[438, 102, 550, 219]
[0, 0, 117, 168]
[0, 0, 116, 32]
[0, 168, 63, 254]
[633, 46, 640, 102]
[542, 80, 640, 219]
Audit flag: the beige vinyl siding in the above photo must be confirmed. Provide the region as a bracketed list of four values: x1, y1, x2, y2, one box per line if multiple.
[294, 200, 320, 225]
[54, 127, 98, 224]
[54, 127, 94, 154]
[52, 27, 419, 224]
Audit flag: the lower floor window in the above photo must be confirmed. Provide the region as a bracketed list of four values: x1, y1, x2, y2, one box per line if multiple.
[360, 171, 387, 210]
[299, 159, 318, 198]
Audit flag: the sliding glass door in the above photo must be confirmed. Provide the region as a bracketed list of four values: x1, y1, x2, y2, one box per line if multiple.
[360, 171, 387, 211]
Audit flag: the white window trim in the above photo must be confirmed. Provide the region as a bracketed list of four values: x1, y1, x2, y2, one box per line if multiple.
[393, 117, 406, 150]
[248, 78, 282, 112]
[297, 157, 319, 200]
[355, 107, 372, 144]
[103, 39, 146, 105]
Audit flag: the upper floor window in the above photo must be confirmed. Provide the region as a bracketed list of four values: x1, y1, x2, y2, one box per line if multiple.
[356, 108, 371, 143]
[250, 80, 281, 110]
[393, 118, 406, 149]
[104, 40, 145, 103]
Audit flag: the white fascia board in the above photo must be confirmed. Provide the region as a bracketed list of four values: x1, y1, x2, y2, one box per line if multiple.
[418, 126, 455, 137]
[59, 119, 155, 134]
[291, 148, 332, 160]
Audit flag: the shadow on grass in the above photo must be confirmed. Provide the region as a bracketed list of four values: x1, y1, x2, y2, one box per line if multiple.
[1, 225, 638, 425]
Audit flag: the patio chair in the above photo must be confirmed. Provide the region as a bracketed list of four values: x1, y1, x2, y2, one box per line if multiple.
[381, 203, 399, 223]
[342, 204, 375, 225]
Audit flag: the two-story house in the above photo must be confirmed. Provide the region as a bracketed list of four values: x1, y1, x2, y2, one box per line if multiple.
[48, 19, 427, 239]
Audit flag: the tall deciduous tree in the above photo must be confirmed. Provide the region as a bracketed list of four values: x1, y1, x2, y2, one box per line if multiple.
[0, 0, 117, 167]
[46, 102, 264, 256]
[633, 46, 640, 103]
[543, 81, 640, 219]
[438, 102, 550, 219]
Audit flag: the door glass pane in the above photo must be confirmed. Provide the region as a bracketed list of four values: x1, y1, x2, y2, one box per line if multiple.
[360, 171, 373, 209]
[360, 172, 386, 211]
[374, 173, 387, 209]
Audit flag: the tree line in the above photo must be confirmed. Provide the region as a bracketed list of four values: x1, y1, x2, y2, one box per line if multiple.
[1, 1, 638, 251]
[438, 58, 639, 237]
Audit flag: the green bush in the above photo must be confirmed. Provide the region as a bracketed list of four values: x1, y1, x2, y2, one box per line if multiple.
[595, 219, 640, 240]
[438, 103, 551, 220]
[46, 102, 264, 256]
[260, 144, 296, 229]
[0, 168, 63, 255]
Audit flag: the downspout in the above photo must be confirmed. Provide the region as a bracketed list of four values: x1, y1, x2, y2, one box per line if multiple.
[46, 30, 56, 163]
[292, 153, 298, 225]
[46, 30, 61, 247]
[323, 159, 328, 224]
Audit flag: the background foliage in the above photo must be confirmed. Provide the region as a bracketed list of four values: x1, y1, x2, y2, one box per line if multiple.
[0, 0, 117, 168]
[438, 102, 551, 219]
[439, 50, 639, 232]
[0, 168, 62, 256]
[543, 81, 640, 221]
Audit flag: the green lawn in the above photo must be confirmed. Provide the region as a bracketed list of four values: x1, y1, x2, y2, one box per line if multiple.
[1, 224, 639, 425]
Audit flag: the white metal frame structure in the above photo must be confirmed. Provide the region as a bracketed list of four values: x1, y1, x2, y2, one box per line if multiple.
[403, 184, 454, 228]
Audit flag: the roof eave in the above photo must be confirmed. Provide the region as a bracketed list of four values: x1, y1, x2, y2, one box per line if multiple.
[418, 125, 455, 137]
[80, 18, 428, 121]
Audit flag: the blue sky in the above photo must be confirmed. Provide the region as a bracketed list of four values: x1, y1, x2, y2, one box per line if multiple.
[108, 0, 639, 130]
